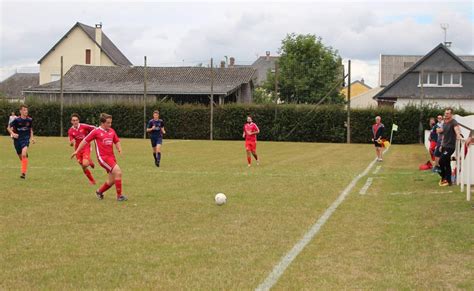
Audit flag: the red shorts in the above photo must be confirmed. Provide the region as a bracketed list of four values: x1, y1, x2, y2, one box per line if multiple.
[76, 146, 91, 164]
[97, 155, 117, 173]
[245, 141, 257, 152]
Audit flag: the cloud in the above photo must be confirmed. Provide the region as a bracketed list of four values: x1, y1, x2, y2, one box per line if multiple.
[1, 1, 473, 86]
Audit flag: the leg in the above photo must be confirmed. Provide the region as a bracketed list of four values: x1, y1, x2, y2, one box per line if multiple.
[20, 146, 29, 176]
[246, 150, 252, 166]
[111, 165, 126, 200]
[81, 158, 96, 185]
[439, 149, 450, 182]
[251, 150, 259, 163]
[155, 144, 162, 166]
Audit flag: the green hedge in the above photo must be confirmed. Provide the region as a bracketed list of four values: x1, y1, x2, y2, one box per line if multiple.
[0, 101, 467, 144]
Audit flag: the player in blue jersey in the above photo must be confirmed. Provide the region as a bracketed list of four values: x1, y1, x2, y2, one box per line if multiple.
[146, 110, 166, 167]
[7, 104, 35, 179]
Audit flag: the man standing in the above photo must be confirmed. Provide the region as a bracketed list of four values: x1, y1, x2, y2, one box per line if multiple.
[146, 110, 166, 167]
[243, 116, 260, 167]
[432, 115, 444, 172]
[7, 104, 35, 179]
[437, 108, 461, 186]
[371, 116, 385, 162]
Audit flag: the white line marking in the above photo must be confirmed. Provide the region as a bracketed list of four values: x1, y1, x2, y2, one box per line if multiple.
[359, 177, 374, 195]
[372, 165, 382, 174]
[255, 156, 380, 291]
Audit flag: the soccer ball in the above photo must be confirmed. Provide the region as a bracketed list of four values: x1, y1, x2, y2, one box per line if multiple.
[215, 193, 227, 206]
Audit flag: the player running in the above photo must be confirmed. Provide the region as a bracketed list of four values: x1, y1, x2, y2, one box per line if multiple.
[71, 113, 127, 201]
[7, 104, 35, 179]
[68, 113, 96, 185]
[146, 110, 166, 167]
[243, 116, 260, 167]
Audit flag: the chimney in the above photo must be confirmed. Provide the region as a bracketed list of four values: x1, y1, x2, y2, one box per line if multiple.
[95, 23, 102, 46]
[229, 57, 235, 67]
[266, 51, 271, 61]
[361, 78, 365, 84]
[220, 61, 226, 68]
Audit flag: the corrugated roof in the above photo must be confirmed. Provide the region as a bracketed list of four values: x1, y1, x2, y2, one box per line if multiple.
[24, 65, 256, 95]
[38, 22, 132, 66]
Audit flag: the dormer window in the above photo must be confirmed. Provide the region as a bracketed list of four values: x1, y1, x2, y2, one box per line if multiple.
[442, 72, 462, 86]
[419, 72, 438, 86]
[85, 49, 91, 64]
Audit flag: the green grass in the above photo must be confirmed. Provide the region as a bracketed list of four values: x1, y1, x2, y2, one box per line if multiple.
[0, 137, 472, 289]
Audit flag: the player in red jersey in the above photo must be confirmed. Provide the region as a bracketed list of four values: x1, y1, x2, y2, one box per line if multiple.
[71, 113, 127, 201]
[243, 116, 260, 167]
[68, 113, 96, 185]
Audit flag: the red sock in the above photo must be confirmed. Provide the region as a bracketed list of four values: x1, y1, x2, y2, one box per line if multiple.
[247, 156, 251, 165]
[98, 182, 112, 194]
[115, 179, 122, 197]
[89, 160, 95, 168]
[83, 169, 96, 184]
[253, 153, 258, 161]
[21, 157, 28, 174]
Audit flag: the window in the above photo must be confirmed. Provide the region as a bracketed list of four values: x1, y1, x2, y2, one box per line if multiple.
[50, 74, 60, 82]
[85, 49, 91, 64]
[419, 72, 438, 86]
[442, 73, 462, 86]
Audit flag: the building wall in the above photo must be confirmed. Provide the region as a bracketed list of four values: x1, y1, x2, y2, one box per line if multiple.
[395, 99, 474, 112]
[39, 27, 114, 84]
[341, 82, 371, 100]
[240, 83, 253, 103]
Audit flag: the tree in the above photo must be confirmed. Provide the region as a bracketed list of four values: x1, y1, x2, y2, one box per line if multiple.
[264, 33, 344, 104]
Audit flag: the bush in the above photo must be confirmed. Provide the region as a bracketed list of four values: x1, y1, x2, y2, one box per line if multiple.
[0, 101, 467, 144]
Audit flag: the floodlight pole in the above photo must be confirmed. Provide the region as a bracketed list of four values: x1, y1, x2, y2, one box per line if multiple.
[210, 58, 214, 140]
[144, 56, 147, 139]
[347, 60, 351, 144]
[60, 56, 64, 137]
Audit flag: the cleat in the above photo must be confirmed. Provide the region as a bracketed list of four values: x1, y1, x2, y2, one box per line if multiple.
[155, 161, 160, 167]
[20, 173, 26, 179]
[256, 161, 260, 166]
[248, 164, 251, 168]
[90, 180, 96, 185]
[117, 195, 128, 201]
[96, 191, 104, 200]
[439, 180, 449, 187]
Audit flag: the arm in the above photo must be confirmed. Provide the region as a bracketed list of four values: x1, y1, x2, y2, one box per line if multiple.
[455, 125, 462, 140]
[146, 121, 155, 133]
[30, 128, 35, 144]
[71, 140, 87, 158]
[7, 125, 18, 138]
[115, 142, 122, 154]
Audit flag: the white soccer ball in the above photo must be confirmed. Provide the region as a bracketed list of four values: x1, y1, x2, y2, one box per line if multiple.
[215, 193, 227, 206]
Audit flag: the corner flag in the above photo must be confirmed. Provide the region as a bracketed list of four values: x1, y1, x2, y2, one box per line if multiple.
[392, 124, 399, 132]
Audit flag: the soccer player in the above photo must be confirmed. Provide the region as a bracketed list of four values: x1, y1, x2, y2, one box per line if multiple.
[371, 116, 385, 162]
[146, 110, 166, 167]
[7, 104, 35, 179]
[68, 113, 96, 185]
[71, 113, 127, 201]
[243, 116, 260, 167]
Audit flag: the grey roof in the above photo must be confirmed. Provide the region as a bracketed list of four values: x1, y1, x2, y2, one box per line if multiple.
[0, 73, 39, 98]
[251, 56, 279, 86]
[380, 52, 474, 86]
[375, 43, 474, 101]
[24, 65, 256, 95]
[38, 22, 132, 66]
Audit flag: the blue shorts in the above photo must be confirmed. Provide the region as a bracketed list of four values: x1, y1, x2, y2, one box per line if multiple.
[14, 139, 29, 155]
[434, 144, 442, 158]
[151, 137, 163, 147]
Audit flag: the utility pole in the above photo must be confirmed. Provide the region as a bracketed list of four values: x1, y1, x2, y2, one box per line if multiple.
[274, 61, 279, 99]
[210, 58, 214, 140]
[144, 56, 147, 139]
[347, 60, 351, 144]
[60, 56, 64, 137]
[419, 69, 424, 144]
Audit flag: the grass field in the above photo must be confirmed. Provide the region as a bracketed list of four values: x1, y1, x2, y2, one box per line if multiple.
[1, 136, 472, 289]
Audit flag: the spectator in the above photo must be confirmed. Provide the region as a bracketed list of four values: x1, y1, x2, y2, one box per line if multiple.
[371, 116, 385, 162]
[437, 108, 461, 186]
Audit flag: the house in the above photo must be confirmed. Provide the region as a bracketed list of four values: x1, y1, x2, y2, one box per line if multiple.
[341, 79, 372, 100]
[24, 65, 256, 104]
[375, 44, 474, 110]
[251, 52, 279, 86]
[38, 22, 132, 85]
[348, 87, 381, 109]
[0, 73, 39, 100]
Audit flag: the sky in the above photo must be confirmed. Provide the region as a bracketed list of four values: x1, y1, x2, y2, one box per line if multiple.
[0, 0, 473, 87]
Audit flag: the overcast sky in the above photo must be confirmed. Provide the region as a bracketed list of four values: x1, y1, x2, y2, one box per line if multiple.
[0, 0, 473, 87]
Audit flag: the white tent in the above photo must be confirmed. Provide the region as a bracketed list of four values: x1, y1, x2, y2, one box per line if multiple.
[454, 114, 473, 201]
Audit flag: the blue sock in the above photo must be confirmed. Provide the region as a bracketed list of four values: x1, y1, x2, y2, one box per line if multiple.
[157, 152, 161, 163]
